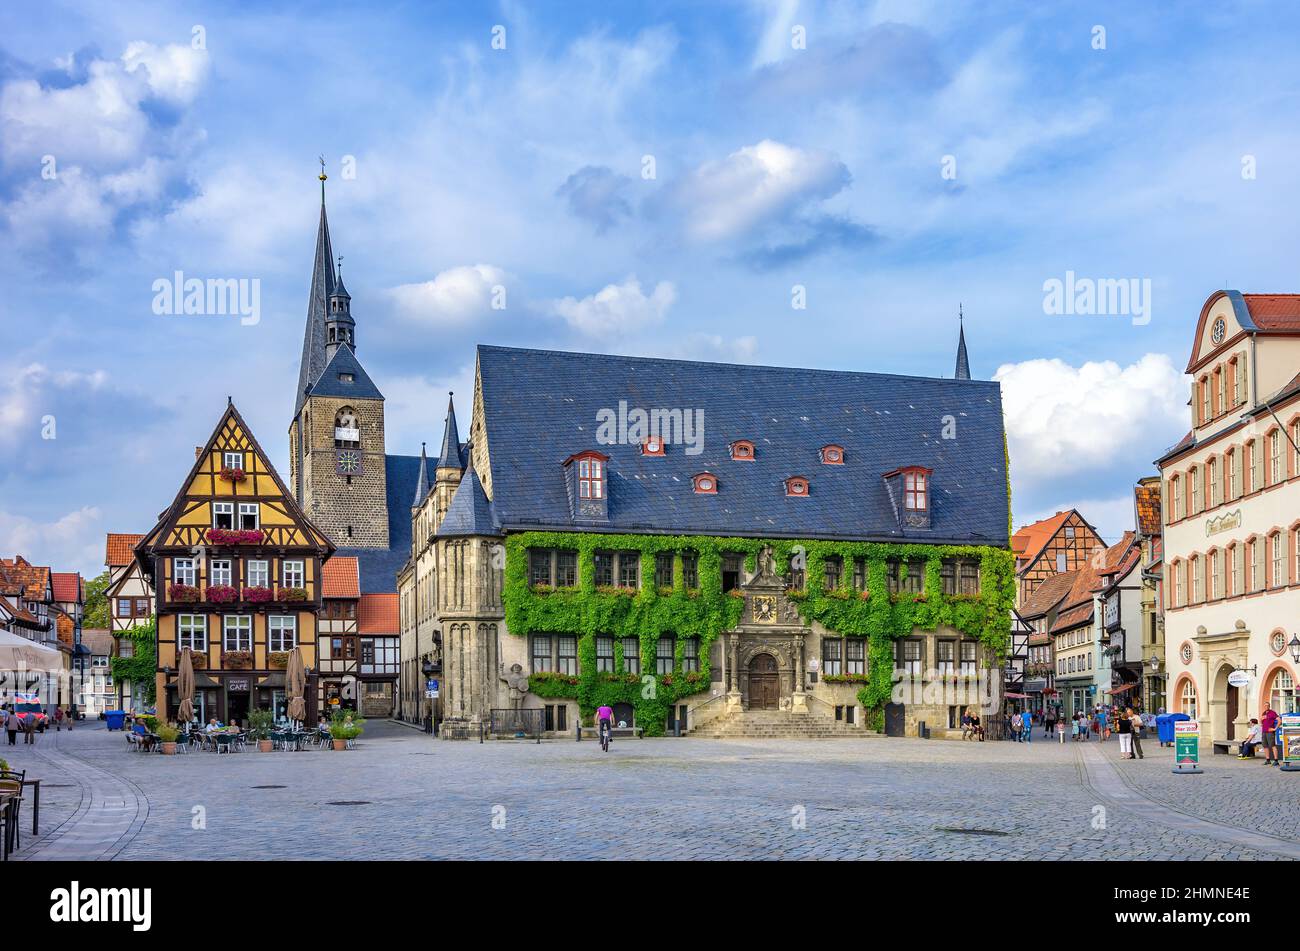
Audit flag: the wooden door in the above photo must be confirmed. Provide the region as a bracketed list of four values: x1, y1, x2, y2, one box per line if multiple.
[748, 654, 779, 710]
[1226, 685, 1238, 741]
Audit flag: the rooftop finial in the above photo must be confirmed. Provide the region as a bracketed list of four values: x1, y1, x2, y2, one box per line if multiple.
[954, 305, 971, 381]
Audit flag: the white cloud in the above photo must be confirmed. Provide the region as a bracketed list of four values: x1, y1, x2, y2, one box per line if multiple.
[995, 353, 1187, 480]
[550, 276, 676, 338]
[122, 41, 210, 104]
[659, 140, 850, 243]
[0, 506, 104, 576]
[658, 333, 760, 364]
[387, 265, 507, 327]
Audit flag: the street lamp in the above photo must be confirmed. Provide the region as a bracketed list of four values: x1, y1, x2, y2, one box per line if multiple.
[1288, 634, 1300, 665]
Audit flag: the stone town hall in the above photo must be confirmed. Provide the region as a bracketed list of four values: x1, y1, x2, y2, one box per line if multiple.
[290, 183, 1015, 739]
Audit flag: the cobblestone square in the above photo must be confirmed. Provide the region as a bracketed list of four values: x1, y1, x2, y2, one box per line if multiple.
[4, 721, 1297, 861]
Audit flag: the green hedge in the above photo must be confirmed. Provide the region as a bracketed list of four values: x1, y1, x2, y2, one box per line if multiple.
[506, 533, 1015, 734]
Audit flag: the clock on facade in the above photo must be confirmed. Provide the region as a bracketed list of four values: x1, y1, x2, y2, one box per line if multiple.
[1211, 316, 1226, 344]
[336, 449, 363, 476]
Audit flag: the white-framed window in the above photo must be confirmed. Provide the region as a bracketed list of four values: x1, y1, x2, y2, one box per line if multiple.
[247, 560, 269, 588]
[173, 557, 196, 586]
[1271, 670, 1297, 715]
[178, 614, 207, 651]
[1181, 679, 1198, 721]
[223, 451, 244, 471]
[1248, 540, 1262, 591]
[1228, 545, 1240, 596]
[1270, 532, 1285, 587]
[1170, 475, 1182, 521]
[1208, 457, 1220, 506]
[1189, 467, 1200, 513]
[1210, 550, 1222, 600]
[223, 615, 252, 651]
[1227, 450, 1239, 500]
[210, 559, 232, 586]
[282, 560, 304, 588]
[1191, 557, 1203, 603]
[268, 615, 297, 652]
[903, 470, 927, 511]
[238, 503, 260, 530]
[578, 458, 604, 500]
[1172, 560, 1184, 607]
[213, 501, 234, 529]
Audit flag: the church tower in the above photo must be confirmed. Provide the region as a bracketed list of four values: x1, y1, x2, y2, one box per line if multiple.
[288, 165, 390, 549]
[954, 304, 971, 380]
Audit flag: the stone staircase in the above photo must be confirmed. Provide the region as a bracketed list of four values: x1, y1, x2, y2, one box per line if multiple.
[689, 709, 880, 739]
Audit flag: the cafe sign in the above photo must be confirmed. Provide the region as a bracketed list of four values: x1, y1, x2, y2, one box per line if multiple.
[228, 678, 250, 693]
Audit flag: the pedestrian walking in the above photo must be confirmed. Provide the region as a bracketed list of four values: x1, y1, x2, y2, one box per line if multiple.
[23, 709, 36, 744]
[54, 706, 64, 731]
[1023, 709, 1033, 743]
[1044, 708, 1056, 738]
[1011, 710, 1023, 743]
[1261, 703, 1280, 766]
[1116, 704, 1133, 758]
[1128, 707, 1144, 759]
[4, 706, 18, 746]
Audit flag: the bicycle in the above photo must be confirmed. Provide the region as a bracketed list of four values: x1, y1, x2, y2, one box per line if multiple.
[599, 719, 611, 753]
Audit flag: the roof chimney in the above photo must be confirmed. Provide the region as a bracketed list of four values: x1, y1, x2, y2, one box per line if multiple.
[195, 446, 204, 461]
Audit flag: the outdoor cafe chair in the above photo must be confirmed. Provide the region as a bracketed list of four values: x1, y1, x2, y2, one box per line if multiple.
[0, 769, 26, 856]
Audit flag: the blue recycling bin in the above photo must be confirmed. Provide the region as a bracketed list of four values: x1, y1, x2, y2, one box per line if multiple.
[1156, 712, 1189, 745]
[105, 710, 127, 731]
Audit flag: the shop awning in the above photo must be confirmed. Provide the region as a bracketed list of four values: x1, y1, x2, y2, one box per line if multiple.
[1004, 692, 1029, 699]
[1106, 683, 1137, 695]
[168, 671, 219, 689]
[257, 672, 285, 689]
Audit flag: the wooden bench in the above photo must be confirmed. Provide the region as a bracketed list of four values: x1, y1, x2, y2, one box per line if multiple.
[577, 725, 643, 740]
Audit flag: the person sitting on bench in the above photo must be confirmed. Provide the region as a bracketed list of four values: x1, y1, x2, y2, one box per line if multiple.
[1238, 719, 1262, 759]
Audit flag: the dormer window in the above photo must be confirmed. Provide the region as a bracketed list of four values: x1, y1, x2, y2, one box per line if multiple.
[339, 372, 354, 383]
[642, 436, 665, 456]
[902, 467, 930, 511]
[785, 476, 810, 497]
[729, 440, 755, 461]
[820, 445, 845, 465]
[692, 473, 718, 494]
[579, 457, 604, 499]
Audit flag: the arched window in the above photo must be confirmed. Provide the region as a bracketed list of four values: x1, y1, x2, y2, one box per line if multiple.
[1180, 678, 1198, 720]
[1269, 668, 1296, 715]
[1189, 465, 1200, 513]
[334, 407, 360, 448]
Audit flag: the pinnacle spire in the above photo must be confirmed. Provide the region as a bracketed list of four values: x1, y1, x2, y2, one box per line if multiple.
[954, 304, 971, 380]
[294, 163, 338, 415]
[412, 442, 430, 507]
[437, 392, 463, 470]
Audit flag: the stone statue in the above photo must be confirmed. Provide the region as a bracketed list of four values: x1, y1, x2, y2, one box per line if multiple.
[757, 545, 777, 580]
[500, 662, 529, 711]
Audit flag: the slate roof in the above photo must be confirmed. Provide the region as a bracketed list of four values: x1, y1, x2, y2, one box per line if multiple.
[307, 344, 383, 401]
[334, 453, 421, 593]
[295, 196, 336, 416]
[437, 455, 498, 537]
[437, 394, 463, 469]
[954, 321, 970, 380]
[476, 345, 1009, 544]
[412, 445, 430, 507]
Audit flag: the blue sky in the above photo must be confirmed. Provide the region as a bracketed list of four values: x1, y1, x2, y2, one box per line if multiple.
[4, 0, 1300, 576]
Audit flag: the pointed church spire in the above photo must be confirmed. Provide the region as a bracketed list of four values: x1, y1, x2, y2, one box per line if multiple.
[954, 303, 971, 380]
[437, 392, 463, 470]
[413, 442, 430, 507]
[295, 160, 338, 415]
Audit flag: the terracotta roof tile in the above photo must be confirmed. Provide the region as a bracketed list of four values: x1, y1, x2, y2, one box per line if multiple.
[1020, 569, 1077, 617]
[1012, 511, 1071, 560]
[322, 556, 360, 599]
[1134, 483, 1162, 535]
[1243, 294, 1300, 331]
[105, 533, 145, 568]
[0, 556, 51, 600]
[51, 571, 81, 603]
[0, 594, 38, 625]
[358, 593, 398, 634]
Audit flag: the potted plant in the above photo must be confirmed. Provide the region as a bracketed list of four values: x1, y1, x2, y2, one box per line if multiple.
[206, 584, 238, 604]
[155, 722, 180, 754]
[268, 652, 291, 669]
[329, 710, 364, 750]
[167, 583, 200, 603]
[276, 586, 307, 602]
[221, 650, 253, 670]
[249, 708, 274, 752]
[218, 466, 247, 483]
[244, 585, 273, 603]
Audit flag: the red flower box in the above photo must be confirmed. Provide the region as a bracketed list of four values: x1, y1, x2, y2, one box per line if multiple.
[244, 586, 273, 603]
[206, 528, 264, 545]
[206, 584, 238, 604]
[167, 583, 200, 603]
[276, 587, 307, 602]
[219, 467, 247, 483]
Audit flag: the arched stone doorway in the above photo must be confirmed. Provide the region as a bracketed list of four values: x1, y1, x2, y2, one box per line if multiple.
[1210, 662, 1245, 744]
[748, 653, 779, 710]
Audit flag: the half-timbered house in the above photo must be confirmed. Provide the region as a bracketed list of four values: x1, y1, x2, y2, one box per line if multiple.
[136, 401, 334, 726]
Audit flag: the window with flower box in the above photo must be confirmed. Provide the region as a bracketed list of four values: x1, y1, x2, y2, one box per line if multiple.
[223, 615, 252, 652]
[530, 634, 553, 673]
[594, 551, 614, 587]
[213, 502, 234, 530]
[174, 558, 197, 586]
[224, 451, 244, 471]
[681, 551, 699, 589]
[852, 557, 866, 591]
[822, 638, 842, 676]
[268, 616, 296, 652]
[654, 552, 674, 588]
[178, 615, 207, 652]
[823, 555, 843, 592]
[238, 503, 259, 530]
[210, 559, 232, 587]
[282, 561, 304, 589]
[247, 560, 269, 589]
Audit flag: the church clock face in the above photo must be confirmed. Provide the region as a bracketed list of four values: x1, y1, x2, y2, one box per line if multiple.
[753, 595, 777, 624]
[336, 449, 362, 476]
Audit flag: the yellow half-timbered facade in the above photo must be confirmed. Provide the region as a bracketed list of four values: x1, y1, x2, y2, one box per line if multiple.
[137, 401, 334, 726]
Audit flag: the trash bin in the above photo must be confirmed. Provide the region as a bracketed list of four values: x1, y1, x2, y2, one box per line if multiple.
[1156, 712, 1189, 746]
[105, 710, 126, 731]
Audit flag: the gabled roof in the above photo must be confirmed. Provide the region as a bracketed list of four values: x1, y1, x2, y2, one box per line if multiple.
[321, 556, 360, 599]
[1241, 293, 1300, 331]
[1011, 511, 1071, 560]
[358, 593, 398, 634]
[437, 453, 498, 537]
[1020, 569, 1077, 618]
[105, 533, 145, 568]
[50, 572, 81, 603]
[0, 593, 40, 627]
[476, 345, 1009, 544]
[306, 344, 383, 401]
[82, 629, 115, 657]
[1133, 482, 1161, 535]
[0, 556, 51, 601]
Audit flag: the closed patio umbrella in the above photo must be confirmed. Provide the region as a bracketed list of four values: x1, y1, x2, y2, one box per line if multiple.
[177, 647, 195, 725]
[286, 648, 307, 726]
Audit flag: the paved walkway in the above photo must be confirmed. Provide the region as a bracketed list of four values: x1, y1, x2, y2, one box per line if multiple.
[4, 723, 1295, 860]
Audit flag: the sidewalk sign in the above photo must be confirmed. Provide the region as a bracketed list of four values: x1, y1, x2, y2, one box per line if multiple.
[1280, 713, 1300, 772]
[1172, 720, 1202, 775]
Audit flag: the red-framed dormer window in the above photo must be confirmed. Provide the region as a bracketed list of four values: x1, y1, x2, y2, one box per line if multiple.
[899, 466, 931, 511]
[785, 476, 810, 497]
[820, 444, 845, 465]
[730, 440, 755, 461]
[642, 435, 665, 456]
[564, 451, 609, 500]
[693, 472, 718, 494]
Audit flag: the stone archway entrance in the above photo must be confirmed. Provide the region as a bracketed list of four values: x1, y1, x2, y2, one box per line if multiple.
[748, 653, 779, 710]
